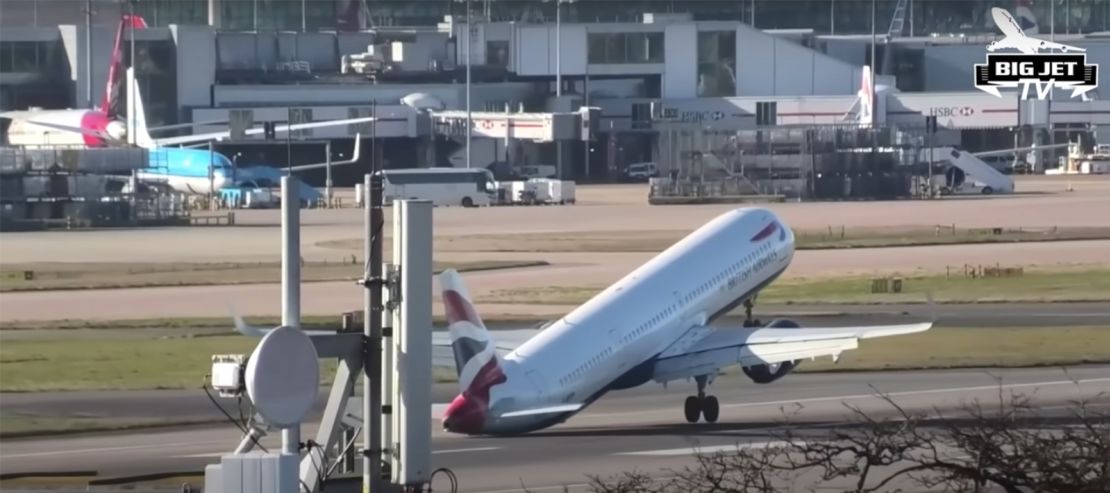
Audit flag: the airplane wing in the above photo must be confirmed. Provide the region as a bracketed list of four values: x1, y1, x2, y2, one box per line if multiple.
[285, 134, 361, 172]
[992, 7, 1025, 39]
[650, 322, 932, 384]
[153, 116, 379, 147]
[229, 306, 337, 337]
[498, 403, 584, 418]
[1039, 40, 1086, 53]
[972, 143, 1070, 157]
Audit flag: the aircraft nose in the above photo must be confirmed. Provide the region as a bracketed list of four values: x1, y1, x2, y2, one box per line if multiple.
[442, 393, 484, 434]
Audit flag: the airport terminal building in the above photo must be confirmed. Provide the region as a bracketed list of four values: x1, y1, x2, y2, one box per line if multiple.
[4, 0, 1110, 185]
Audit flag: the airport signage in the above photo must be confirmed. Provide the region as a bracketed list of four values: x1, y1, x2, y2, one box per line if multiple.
[930, 106, 975, 118]
[662, 108, 727, 123]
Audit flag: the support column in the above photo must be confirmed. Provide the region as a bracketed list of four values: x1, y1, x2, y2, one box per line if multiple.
[280, 176, 301, 456]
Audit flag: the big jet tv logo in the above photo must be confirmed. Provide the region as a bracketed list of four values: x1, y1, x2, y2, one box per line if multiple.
[975, 7, 1097, 99]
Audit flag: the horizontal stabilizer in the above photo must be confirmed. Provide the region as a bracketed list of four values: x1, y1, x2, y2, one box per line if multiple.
[498, 403, 583, 418]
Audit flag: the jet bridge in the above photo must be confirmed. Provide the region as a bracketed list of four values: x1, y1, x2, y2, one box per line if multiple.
[432, 107, 599, 143]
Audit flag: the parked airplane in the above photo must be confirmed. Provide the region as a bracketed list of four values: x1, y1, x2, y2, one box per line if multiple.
[0, 14, 147, 147]
[988, 7, 1083, 54]
[16, 66, 377, 150]
[437, 207, 933, 435]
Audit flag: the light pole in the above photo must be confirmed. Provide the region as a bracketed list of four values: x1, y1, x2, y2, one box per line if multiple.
[465, 0, 472, 168]
[84, 0, 92, 108]
[555, 0, 561, 100]
[555, 0, 562, 179]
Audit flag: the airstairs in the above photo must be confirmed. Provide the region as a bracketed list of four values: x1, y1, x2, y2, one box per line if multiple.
[925, 147, 1015, 194]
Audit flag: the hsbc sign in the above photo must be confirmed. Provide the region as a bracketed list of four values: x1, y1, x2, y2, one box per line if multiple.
[930, 106, 976, 117]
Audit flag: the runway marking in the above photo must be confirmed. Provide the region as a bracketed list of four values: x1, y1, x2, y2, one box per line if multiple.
[0, 439, 229, 459]
[582, 377, 1110, 420]
[433, 446, 500, 455]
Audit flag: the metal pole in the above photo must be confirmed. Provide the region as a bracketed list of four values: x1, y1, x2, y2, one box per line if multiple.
[584, 66, 590, 180]
[302, 0, 307, 31]
[909, 0, 914, 37]
[85, 0, 92, 108]
[870, 0, 876, 80]
[371, 101, 377, 171]
[555, 0, 561, 98]
[555, 0, 563, 179]
[129, 0, 136, 145]
[465, 0, 472, 169]
[209, 141, 215, 209]
[325, 141, 333, 207]
[928, 125, 934, 198]
[363, 167, 384, 492]
[287, 107, 293, 173]
[280, 175, 301, 455]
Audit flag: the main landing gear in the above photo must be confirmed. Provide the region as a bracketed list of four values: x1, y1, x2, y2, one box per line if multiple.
[684, 375, 719, 423]
[743, 299, 762, 328]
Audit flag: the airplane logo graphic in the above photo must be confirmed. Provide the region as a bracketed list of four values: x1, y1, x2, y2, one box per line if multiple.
[975, 8, 1098, 100]
[987, 8, 1083, 55]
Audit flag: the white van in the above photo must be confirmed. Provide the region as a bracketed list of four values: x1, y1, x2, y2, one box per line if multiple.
[625, 162, 659, 181]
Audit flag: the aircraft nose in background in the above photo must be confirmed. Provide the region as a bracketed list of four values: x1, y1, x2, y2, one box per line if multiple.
[442, 392, 485, 434]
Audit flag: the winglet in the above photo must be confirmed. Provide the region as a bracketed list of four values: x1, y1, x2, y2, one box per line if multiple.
[229, 303, 267, 337]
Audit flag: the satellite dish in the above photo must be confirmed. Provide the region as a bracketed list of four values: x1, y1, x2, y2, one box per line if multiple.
[245, 326, 319, 427]
[401, 92, 446, 111]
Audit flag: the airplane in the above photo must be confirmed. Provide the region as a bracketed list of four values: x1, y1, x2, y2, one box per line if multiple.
[121, 70, 363, 195]
[225, 207, 932, 435]
[987, 7, 1083, 55]
[13, 66, 379, 150]
[436, 207, 933, 435]
[3, 13, 376, 150]
[226, 208, 932, 435]
[0, 14, 147, 147]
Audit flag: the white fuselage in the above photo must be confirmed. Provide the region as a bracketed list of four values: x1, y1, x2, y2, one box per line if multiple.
[472, 208, 795, 434]
[135, 171, 230, 195]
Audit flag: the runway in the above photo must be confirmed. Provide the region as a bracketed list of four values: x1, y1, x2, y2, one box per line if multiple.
[2, 366, 1109, 492]
[3, 240, 1110, 323]
[3, 303, 1109, 430]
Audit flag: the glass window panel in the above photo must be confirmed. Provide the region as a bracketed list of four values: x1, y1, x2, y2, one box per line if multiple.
[646, 32, 664, 63]
[604, 32, 626, 63]
[587, 33, 607, 63]
[626, 33, 648, 63]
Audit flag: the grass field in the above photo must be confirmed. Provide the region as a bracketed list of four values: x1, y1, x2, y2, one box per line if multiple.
[478, 267, 1110, 305]
[314, 226, 1110, 254]
[1, 324, 1108, 393]
[0, 259, 547, 292]
[0, 415, 223, 439]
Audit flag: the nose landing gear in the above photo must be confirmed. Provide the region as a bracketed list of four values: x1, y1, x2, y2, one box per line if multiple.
[683, 375, 720, 423]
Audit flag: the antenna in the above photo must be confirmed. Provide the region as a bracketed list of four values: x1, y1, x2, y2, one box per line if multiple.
[244, 325, 320, 427]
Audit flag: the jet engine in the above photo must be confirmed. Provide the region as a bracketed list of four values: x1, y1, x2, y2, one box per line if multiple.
[105, 120, 127, 140]
[741, 319, 803, 384]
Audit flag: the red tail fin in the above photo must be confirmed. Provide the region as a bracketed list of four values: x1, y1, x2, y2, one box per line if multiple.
[100, 14, 148, 117]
